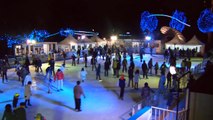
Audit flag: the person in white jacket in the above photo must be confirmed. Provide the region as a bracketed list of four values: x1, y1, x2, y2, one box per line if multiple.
[24, 73, 32, 86]
[80, 68, 87, 82]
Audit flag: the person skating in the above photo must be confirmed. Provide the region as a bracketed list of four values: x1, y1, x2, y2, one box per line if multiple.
[24, 81, 32, 108]
[54, 69, 64, 91]
[80, 68, 87, 82]
[118, 74, 126, 100]
[2, 104, 14, 120]
[74, 81, 86, 112]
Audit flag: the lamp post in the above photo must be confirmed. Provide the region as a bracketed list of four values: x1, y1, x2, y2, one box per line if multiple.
[169, 66, 179, 120]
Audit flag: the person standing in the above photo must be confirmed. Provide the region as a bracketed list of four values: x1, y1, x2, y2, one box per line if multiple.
[122, 58, 127, 73]
[54, 69, 64, 91]
[128, 66, 134, 88]
[74, 81, 86, 112]
[20, 66, 28, 86]
[2, 104, 14, 120]
[142, 60, 148, 79]
[14, 102, 26, 120]
[166, 72, 172, 89]
[84, 54, 88, 67]
[104, 61, 110, 76]
[24, 81, 32, 108]
[141, 82, 154, 106]
[148, 58, 153, 75]
[134, 69, 140, 90]
[80, 68, 87, 82]
[49, 58, 55, 76]
[118, 74, 126, 100]
[96, 63, 101, 80]
[71, 54, 76, 66]
[1, 60, 8, 83]
[154, 62, 159, 75]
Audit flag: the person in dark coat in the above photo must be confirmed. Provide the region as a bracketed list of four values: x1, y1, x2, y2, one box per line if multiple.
[116, 60, 121, 78]
[74, 81, 85, 112]
[37, 58, 43, 73]
[119, 74, 126, 100]
[122, 58, 127, 73]
[154, 62, 159, 75]
[49, 58, 55, 76]
[84, 54, 88, 67]
[1, 61, 8, 83]
[166, 72, 172, 89]
[104, 61, 110, 76]
[24, 55, 30, 73]
[2, 104, 14, 120]
[14, 102, 26, 120]
[128, 66, 134, 88]
[96, 63, 101, 80]
[130, 60, 135, 71]
[142, 60, 148, 79]
[71, 54, 76, 66]
[148, 58, 153, 75]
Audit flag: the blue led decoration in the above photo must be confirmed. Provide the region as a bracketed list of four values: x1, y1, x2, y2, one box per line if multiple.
[197, 9, 213, 33]
[59, 28, 74, 37]
[140, 11, 158, 33]
[169, 10, 187, 32]
[24, 30, 49, 42]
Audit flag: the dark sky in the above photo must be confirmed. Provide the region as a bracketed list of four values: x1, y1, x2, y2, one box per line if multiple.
[0, 0, 211, 40]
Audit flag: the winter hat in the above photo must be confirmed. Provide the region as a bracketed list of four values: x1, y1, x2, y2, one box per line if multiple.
[14, 93, 20, 97]
[120, 74, 125, 80]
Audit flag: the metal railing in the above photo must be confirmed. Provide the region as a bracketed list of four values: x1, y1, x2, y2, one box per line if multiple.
[151, 106, 187, 120]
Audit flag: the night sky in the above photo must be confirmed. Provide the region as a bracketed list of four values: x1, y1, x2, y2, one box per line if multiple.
[0, 0, 211, 40]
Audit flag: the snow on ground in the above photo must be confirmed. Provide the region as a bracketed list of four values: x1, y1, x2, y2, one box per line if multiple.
[0, 54, 202, 120]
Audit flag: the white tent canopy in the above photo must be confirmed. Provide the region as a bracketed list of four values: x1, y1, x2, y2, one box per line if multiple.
[90, 35, 107, 46]
[59, 35, 79, 45]
[165, 35, 186, 50]
[184, 35, 205, 53]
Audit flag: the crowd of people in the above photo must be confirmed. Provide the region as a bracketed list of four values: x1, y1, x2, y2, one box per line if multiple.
[0, 44, 201, 120]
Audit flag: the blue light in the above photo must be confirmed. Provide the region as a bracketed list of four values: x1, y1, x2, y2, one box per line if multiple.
[197, 9, 213, 33]
[169, 10, 187, 32]
[140, 11, 158, 32]
[25, 30, 49, 42]
[145, 36, 152, 41]
[59, 28, 74, 37]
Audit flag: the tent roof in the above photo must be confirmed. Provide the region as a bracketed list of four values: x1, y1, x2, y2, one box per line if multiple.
[80, 36, 94, 43]
[166, 35, 186, 44]
[90, 35, 105, 42]
[186, 35, 204, 45]
[59, 35, 78, 44]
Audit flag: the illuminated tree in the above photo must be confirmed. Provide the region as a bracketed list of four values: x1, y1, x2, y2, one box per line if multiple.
[169, 10, 187, 32]
[140, 11, 158, 33]
[197, 9, 213, 33]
